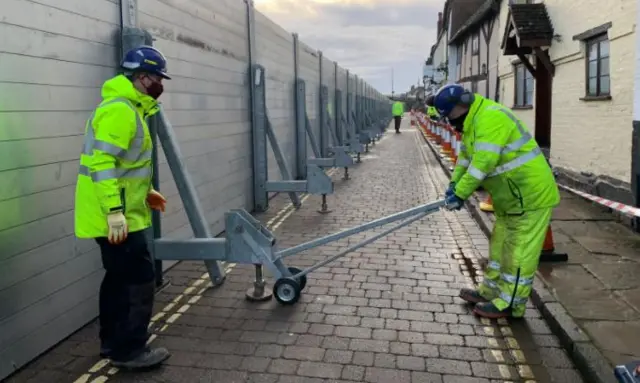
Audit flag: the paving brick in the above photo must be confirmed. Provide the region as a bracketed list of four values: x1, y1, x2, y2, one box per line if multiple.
[426, 358, 472, 375]
[349, 339, 390, 353]
[362, 317, 386, 329]
[240, 356, 271, 372]
[353, 351, 375, 366]
[283, 346, 325, 361]
[297, 361, 343, 379]
[364, 367, 411, 383]
[439, 345, 483, 361]
[336, 326, 372, 339]
[411, 343, 439, 358]
[397, 355, 426, 371]
[268, 359, 300, 374]
[412, 371, 444, 383]
[324, 349, 353, 364]
[342, 365, 366, 381]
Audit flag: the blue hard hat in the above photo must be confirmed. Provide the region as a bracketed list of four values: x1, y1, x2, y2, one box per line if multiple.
[433, 84, 466, 117]
[121, 46, 171, 79]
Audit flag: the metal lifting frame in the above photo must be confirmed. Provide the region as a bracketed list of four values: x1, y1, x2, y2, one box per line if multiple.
[155, 195, 447, 304]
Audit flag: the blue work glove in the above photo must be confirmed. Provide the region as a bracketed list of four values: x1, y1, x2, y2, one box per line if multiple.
[445, 182, 456, 198]
[444, 193, 464, 211]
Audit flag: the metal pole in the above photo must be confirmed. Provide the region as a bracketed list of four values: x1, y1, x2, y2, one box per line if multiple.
[334, 61, 340, 146]
[119, 0, 165, 287]
[633, 0, 640, 231]
[293, 33, 306, 180]
[391, 67, 395, 96]
[318, 51, 326, 158]
[276, 199, 446, 259]
[246, 0, 269, 212]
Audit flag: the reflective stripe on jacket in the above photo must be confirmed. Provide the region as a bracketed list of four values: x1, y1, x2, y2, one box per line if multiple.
[392, 101, 404, 116]
[451, 95, 560, 214]
[74, 75, 159, 238]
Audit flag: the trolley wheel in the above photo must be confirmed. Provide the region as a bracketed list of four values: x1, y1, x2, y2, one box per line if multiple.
[273, 278, 301, 305]
[287, 267, 307, 291]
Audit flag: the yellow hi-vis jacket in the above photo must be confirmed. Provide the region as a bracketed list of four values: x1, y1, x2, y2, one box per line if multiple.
[392, 101, 404, 116]
[451, 95, 560, 214]
[74, 75, 159, 238]
[427, 105, 440, 119]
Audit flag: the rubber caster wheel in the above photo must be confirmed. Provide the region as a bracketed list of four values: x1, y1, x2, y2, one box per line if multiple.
[273, 278, 301, 305]
[287, 267, 307, 291]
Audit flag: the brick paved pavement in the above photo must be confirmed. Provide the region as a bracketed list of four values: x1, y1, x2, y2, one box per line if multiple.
[8, 119, 584, 382]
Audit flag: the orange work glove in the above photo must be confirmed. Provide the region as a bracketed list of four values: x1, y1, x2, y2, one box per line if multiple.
[146, 189, 166, 212]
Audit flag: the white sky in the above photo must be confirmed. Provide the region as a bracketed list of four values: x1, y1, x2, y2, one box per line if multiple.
[254, 0, 441, 94]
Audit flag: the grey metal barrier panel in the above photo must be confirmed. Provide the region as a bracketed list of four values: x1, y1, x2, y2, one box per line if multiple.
[140, 0, 252, 238]
[0, 0, 123, 379]
[297, 39, 321, 162]
[254, 10, 297, 190]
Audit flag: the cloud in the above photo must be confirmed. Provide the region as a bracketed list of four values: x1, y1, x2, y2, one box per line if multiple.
[254, 0, 439, 94]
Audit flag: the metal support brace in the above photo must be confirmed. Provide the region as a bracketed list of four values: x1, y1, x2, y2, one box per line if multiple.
[251, 65, 333, 212]
[153, 107, 226, 285]
[321, 86, 354, 170]
[293, 33, 306, 180]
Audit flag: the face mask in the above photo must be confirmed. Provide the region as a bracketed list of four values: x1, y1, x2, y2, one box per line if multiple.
[145, 81, 164, 99]
[448, 112, 468, 132]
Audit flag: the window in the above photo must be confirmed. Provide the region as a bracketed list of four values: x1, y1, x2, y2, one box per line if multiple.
[456, 46, 462, 66]
[471, 33, 479, 55]
[514, 63, 534, 107]
[471, 81, 478, 93]
[586, 34, 610, 97]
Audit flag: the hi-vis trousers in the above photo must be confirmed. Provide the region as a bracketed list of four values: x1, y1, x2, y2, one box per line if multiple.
[477, 208, 552, 317]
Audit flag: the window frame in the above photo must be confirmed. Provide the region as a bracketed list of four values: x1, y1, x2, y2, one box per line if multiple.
[513, 63, 534, 108]
[584, 33, 610, 98]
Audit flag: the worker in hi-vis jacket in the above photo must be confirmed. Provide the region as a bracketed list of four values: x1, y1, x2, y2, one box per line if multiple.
[74, 46, 172, 369]
[429, 84, 560, 319]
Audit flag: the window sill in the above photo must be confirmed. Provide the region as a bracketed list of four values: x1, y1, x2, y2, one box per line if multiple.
[580, 95, 612, 102]
[512, 105, 534, 110]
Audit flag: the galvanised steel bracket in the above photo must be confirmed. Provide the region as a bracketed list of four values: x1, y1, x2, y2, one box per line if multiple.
[320, 85, 354, 169]
[252, 65, 333, 213]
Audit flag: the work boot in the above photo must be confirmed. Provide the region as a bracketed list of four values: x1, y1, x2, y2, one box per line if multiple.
[100, 346, 112, 359]
[110, 347, 171, 369]
[473, 302, 512, 319]
[459, 288, 489, 304]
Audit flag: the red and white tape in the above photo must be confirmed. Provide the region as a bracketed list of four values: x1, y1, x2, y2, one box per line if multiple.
[558, 184, 640, 218]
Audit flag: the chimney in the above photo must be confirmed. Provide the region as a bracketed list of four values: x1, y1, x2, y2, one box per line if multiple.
[437, 12, 443, 32]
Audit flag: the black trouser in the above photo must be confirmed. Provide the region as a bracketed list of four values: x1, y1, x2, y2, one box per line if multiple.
[96, 230, 156, 361]
[394, 116, 401, 131]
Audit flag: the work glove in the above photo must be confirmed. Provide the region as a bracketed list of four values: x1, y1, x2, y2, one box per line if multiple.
[107, 211, 128, 244]
[444, 193, 464, 211]
[146, 189, 166, 212]
[445, 182, 456, 198]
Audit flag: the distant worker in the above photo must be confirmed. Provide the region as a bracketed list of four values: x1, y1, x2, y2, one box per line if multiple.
[392, 100, 404, 133]
[431, 84, 560, 319]
[426, 102, 440, 121]
[74, 46, 172, 369]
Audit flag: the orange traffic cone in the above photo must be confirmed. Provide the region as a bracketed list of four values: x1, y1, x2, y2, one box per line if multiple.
[479, 195, 494, 213]
[539, 226, 568, 262]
